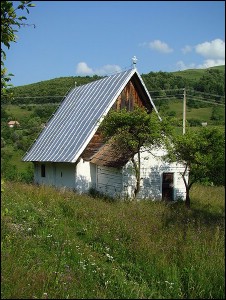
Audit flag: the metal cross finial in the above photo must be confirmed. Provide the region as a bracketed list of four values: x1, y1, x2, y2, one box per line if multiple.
[132, 56, 138, 69]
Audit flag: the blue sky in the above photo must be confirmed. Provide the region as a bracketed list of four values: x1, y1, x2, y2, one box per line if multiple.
[4, 1, 225, 86]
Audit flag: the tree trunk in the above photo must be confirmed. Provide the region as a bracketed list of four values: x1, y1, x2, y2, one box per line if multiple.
[185, 187, 190, 208]
[182, 163, 191, 208]
[134, 175, 140, 198]
[131, 151, 141, 198]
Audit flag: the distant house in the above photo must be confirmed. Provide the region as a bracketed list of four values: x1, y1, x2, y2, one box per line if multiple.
[23, 68, 188, 201]
[8, 120, 20, 128]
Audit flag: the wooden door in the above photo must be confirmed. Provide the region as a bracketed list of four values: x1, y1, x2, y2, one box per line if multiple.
[162, 172, 174, 201]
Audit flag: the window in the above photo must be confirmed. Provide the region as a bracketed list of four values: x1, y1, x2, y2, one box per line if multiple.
[41, 164, 46, 177]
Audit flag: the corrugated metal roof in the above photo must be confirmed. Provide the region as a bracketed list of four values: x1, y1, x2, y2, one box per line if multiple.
[23, 68, 159, 163]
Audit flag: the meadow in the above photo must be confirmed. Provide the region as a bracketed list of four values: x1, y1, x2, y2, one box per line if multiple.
[1, 182, 225, 299]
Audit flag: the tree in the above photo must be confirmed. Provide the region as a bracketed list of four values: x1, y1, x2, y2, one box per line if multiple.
[100, 106, 170, 198]
[1, 1, 35, 97]
[165, 127, 225, 208]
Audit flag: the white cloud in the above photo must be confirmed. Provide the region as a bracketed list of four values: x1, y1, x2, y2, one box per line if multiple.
[195, 39, 225, 59]
[177, 39, 225, 70]
[176, 61, 196, 70]
[141, 40, 173, 53]
[176, 59, 225, 71]
[75, 62, 122, 76]
[197, 59, 225, 69]
[149, 40, 173, 53]
[76, 62, 93, 75]
[182, 45, 192, 54]
[95, 64, 122, 76]
[138, 42, 147, 47]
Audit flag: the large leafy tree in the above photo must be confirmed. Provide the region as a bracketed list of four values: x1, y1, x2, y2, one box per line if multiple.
[100, 107, 170, 198]
[1, 1, 35, 97]
[165, 127, 225, 208]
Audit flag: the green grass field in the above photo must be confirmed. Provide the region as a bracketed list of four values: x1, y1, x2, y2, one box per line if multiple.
[4, 104, 34, 121]
[155, 99, 225, 125]
[1, 182, 225, 299]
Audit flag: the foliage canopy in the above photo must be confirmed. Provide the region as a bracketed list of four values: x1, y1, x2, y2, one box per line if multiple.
[165, 126, 225, 207]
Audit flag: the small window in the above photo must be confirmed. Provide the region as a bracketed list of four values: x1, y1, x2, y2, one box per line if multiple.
[41, 164, 46, 177]
[61, 172, 63, 177]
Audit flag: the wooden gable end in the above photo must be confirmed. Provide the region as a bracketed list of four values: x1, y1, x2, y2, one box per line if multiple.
[81, 132, 105, 161]
[81, 75, 153, 163]
[112, 77, 152, 112]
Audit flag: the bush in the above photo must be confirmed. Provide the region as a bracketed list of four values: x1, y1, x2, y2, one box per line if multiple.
[187, 118, 201, 127]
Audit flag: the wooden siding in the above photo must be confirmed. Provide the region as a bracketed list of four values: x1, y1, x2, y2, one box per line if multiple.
[94, 148, 188, 201]
[97, 166, 123, 197]
[33, 162, 76, 189]
[113, 81, 142, 111]
[81, 132, 104, 161]
[112, 78, 152, 112]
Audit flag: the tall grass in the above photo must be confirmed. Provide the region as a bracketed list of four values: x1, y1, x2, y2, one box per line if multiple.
[1, 182, 225, 299]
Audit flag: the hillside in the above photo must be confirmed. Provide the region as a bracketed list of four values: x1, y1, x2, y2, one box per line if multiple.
[4, 65, 225, 105]
[5, 75, 102, 105]
[172, 65, 225, 81]
[1, 181, 225, 299]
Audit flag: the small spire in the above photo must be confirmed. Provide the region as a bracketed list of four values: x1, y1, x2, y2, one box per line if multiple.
[132, 56, 138, 69]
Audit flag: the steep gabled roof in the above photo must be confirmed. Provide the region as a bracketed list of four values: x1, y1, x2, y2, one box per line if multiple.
[23, 68, 159, 163]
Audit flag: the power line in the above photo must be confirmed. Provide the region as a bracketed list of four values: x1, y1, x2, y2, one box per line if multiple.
[12, 95, 65, 99]
[149, 88, 225, 98]
[187, 97, 225, 106]
[8, 88, 226, 108]
[149, 88, 184, 92]
[187, 89, 225, 98]
[152, 95, 225, 106]
[152, 95, 184, 99]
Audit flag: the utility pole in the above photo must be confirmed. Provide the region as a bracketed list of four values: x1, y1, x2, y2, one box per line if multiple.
[183, 88, 186, 135]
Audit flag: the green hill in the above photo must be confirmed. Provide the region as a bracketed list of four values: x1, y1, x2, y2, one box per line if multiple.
[172, 65, 225, 81]
[6, 75, 102, 105]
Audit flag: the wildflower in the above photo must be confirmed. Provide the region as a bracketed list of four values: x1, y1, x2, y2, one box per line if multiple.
[106, 253, 114, 261]
[104, 280, 110, 286]
[165, 280, 174, 288]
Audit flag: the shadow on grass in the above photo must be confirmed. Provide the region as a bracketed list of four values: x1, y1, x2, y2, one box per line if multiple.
[88, 187, 117, 203]
[162, 200, 224, 228]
